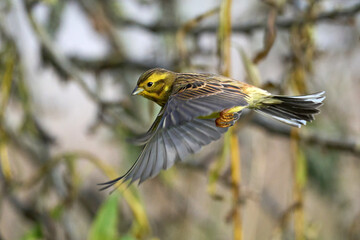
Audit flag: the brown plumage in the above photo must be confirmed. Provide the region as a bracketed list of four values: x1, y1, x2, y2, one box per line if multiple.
[99, 68, 325, 190]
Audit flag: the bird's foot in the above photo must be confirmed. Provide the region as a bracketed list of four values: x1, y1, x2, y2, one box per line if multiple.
[215, 110, 241, 128]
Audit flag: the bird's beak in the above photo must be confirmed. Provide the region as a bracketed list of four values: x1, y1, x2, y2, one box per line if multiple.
[132, 86, 144, 95]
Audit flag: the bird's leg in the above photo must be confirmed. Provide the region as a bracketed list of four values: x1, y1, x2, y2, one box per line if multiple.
[215, 109, 241, 128]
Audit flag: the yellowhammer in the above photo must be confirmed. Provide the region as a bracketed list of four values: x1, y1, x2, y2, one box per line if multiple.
[99, 68, 325, 189]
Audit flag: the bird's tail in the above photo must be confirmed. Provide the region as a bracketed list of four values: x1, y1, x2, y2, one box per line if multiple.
[254, 91, 325, 128]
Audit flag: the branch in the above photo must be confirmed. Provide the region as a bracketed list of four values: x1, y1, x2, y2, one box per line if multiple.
[77, 0, 124, 55]
[67, 3, 360, 72]
[24, 3, 101, 103]
[251, 115, 360, 157]
[121, 3, 360, 34]
[3, 188, 57, 239]
[69, 55, 171, 72]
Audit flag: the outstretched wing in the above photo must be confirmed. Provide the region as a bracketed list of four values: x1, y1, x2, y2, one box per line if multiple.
[99, 74, 249, 189]
[98, 118, 228, 189]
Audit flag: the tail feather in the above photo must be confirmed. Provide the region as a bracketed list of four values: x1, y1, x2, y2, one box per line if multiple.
[255, 91, 325, 128]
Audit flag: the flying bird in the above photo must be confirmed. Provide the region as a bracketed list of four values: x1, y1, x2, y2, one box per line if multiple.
[99, 68, 325, 190]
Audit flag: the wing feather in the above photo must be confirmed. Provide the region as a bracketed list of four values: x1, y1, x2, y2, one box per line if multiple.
[160, 76, 249, 128]
[161, 131, 177, 169]
[140, 142, 157, 183]
[99, 118, 230, 189]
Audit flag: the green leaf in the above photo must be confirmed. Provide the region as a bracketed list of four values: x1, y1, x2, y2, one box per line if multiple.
[119, 234, 137, 240]
[21, 224, 42, 240]
[89, 193, 119, 240]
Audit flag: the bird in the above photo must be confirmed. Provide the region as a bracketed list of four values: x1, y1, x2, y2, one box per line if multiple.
[99, 68, 325, 190]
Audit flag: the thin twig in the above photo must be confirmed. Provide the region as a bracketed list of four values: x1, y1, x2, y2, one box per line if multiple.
[176, 7, 220, 66]
[4, 191, 57, 239]
[66, 3, 360, 73]
[271, 201, 302, 239]
[252, 8, 277, 64]
[120, 3, 360, 34]
[77, 0, 124, 56]
[218, 0, 242, 239]
[24, 3, 100, 102]
[251, 115, 360, 157]
[69, 55, 170, 72]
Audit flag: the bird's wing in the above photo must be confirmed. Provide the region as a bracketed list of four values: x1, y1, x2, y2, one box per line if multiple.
[159, 74, 249, 128]
[99, 75, 249, 189]
[98, 117, 230, 189]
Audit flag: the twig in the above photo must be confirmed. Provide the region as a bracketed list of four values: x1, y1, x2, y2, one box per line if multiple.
[66, 3, 360, 73]
[252, 8, 277, 64]
[120, 3, 360, 34]
[218, 0, 242, 239]
[176, 7, 220, 66]
[77, 0, 124, 56]
[0, 44, 15, 181]
[12, 150, 151, 236]
[69, 55, 170, 72]
[5, 191, 57, 239]
[218, 0, 232, 76]
[24, 3, 100, 102]
[251, 115, 360, 157]
[271, 201, 302, 239]
[228, 129, 243, 240]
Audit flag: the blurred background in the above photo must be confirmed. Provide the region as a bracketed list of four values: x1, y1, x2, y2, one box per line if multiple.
[0, 0, 360, 239]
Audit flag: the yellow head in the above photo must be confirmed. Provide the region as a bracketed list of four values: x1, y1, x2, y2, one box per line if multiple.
[132, 68, 176, 106]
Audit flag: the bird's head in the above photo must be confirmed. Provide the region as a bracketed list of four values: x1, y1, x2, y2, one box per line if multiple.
[132, 68, 176, 106]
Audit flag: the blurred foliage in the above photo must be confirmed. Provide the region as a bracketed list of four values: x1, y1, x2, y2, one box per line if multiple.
[306, 147, 339, 196]
[21, 224, 43, 240]
[0, 0, 360, 240]
[89, 193, 119, 240]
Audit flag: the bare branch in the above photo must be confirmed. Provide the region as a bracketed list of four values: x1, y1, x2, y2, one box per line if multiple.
[69, 55, 171, 72]
[66, 3, 360, 72]
[24, 3, 102, 103]
[119, 3, 360, 34]
[3, 189, 57, 239]
[251, 115, 360, 157]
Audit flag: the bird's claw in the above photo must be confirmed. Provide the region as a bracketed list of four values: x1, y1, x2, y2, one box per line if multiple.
[215, 110, 241, 128]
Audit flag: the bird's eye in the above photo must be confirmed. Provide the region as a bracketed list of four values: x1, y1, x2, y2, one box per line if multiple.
[147, 82, 153, 87]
